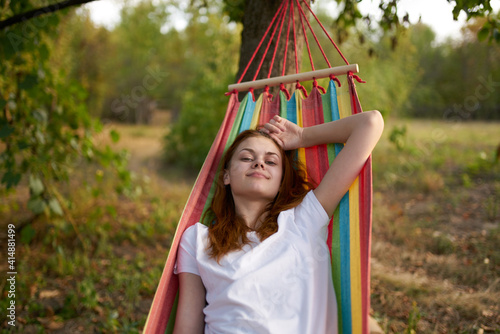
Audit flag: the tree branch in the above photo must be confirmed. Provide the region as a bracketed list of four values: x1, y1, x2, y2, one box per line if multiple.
[0, 0, 98, 30]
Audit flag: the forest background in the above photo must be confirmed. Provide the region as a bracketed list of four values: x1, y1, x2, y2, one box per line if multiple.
[1, 0, 499, 332]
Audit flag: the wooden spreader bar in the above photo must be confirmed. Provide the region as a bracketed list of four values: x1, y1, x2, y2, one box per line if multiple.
[228, 64, 359, 92]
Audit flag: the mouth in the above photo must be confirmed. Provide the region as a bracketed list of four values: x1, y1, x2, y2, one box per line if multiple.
[247, 172, 269, 179]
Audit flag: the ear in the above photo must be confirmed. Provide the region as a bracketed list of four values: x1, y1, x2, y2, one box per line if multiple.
[223, 169, 230, 185]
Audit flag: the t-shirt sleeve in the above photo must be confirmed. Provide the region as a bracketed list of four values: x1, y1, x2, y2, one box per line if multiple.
[174, 224, 200, 276]
[294, 190, 331, 238]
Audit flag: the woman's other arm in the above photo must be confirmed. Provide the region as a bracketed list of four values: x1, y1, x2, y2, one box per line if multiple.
[263, 110, 384, 217]
[173, 273, 206, 334]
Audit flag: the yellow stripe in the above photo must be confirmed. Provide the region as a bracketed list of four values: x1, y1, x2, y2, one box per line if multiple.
[296, 89, 307, 166]
[337, 77, 350, 119]
[250, 94, 264, 129]
[349, 177, 362, 332]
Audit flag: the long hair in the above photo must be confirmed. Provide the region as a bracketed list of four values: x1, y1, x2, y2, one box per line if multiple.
[203, 129, 313, 263]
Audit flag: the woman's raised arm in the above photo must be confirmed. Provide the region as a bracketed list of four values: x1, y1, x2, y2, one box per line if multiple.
[263, 110, 384, 217]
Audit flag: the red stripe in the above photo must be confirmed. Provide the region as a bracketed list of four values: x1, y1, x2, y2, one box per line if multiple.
[348, 75, 371, 334]
[258, 92, 280, 124]
[145, 94, 240, 333]
[302, 89, 333, 254]
[302, 88, 328, 186]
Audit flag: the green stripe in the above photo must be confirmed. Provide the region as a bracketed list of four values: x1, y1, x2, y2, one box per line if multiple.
[201, 93, 250, 225]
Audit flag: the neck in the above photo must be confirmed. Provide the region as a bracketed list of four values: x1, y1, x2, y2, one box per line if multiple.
[233, 196, 270, 230]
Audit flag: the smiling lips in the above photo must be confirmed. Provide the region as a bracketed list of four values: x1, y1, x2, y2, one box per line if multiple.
[247, 171, 269, 179]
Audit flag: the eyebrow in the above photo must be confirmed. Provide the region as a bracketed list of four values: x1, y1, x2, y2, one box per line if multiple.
[239, 148, 280, 158]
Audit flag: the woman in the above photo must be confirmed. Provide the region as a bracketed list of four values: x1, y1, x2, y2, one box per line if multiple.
[173, 110, 384, 334]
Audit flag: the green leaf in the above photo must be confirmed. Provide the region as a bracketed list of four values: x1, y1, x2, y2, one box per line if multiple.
[17, 140, 29, 150]
[1, 171, 21, 188]
[27, 197, 46, 214]
[20, 225, 36, 244]
[0, 124, 14, 138]
[478, 27, 490, 42]
[106, 205, 118, 219]
[48, 198, 63, 216]
[39, 43, 50, 61]
[19, 74, 38, 90]
[110, 129, 120, 143]
[494, 28, 500, 43]
[29, 175, 44, 196]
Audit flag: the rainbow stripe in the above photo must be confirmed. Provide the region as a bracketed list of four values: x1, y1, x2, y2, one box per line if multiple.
[144, 76, 372, 334]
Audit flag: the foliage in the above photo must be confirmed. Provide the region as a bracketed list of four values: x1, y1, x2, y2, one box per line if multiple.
[403, 20, 500, 120]
[51, 10, 112, 118]
[164, 7, 241, 169]
[388, 124, 407, 151]
[0, 2, 131, 219]
[100, 0, 174, 123]
[217, 0, 500, 44]
[333, 0, 500, 44]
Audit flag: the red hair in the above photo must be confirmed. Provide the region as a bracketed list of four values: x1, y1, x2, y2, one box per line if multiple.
[203, 130, 313, 263]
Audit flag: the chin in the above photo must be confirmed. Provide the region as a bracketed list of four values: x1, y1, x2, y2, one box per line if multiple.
[241, 189, 278, 202]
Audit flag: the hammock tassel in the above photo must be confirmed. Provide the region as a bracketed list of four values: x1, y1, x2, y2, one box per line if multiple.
[348, 71, 367, 84]
[279, 83, 291, 100]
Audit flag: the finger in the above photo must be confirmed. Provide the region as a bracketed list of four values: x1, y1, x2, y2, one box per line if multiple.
[263, 122, 282, 134]
[269, 117, 286, 131]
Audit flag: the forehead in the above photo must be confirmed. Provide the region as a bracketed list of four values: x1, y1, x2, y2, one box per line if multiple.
[235, 136, 281, 156]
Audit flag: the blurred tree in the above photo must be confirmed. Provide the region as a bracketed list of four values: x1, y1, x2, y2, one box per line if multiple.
[51, 9, 112, 117]
[101, 0, 171, 123]
[164, 2, 241, 169]
[401, 19, 500, 120]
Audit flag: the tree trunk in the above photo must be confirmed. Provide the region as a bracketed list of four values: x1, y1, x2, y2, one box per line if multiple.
[236, 0, 308, 97]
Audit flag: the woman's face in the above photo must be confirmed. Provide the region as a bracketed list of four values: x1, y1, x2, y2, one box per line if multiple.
[224, 135, 283, 203]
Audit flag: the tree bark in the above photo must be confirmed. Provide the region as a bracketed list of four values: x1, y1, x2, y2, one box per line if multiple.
[236, 0, 308, 97]
[0, 0, 98, 30]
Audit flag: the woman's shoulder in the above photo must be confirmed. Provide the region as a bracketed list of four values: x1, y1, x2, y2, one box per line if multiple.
[184, 222, 208, 234]
[180, 222, 208, 243]
[279, 190, 330, 231]
[296, 190, 329, 218]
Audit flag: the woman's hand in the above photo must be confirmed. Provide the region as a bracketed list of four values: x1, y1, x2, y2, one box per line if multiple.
[262, 115, 304, 151]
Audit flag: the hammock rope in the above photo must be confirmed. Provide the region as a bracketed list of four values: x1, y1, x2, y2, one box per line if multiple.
[266, 0, 289, 79]
[299, 0, 350, 66]
[236, 0, 287, 84]
[237, 0, 355, 91]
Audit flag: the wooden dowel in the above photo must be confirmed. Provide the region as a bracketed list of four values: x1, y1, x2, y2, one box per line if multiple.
[228, 64, 359, 92]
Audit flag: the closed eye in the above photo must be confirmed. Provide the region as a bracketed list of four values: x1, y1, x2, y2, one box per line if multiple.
[266, 161, 277, 165]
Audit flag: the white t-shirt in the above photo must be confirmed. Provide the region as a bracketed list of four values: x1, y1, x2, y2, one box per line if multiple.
[175, 190, 338, 334]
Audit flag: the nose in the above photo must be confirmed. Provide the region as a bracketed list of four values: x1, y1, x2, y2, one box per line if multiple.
[253, 161, 264, 169]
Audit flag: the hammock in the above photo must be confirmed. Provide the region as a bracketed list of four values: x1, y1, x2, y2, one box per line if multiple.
[145, 0, 372, 332]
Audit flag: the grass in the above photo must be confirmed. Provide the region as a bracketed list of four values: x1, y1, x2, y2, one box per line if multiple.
[370, 118, 499, 332]
[0, 116, 499, 333]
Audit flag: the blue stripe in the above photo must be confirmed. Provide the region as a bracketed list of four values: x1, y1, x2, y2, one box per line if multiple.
[339, 192, 352, 334]
[239, 92, 256, 132]
[287, 91, 298, 125]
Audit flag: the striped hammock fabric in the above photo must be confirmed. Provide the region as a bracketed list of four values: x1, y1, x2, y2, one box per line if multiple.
[144, 75, 372, 334]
